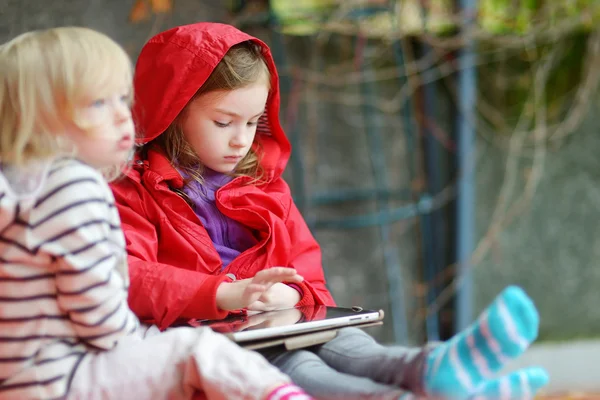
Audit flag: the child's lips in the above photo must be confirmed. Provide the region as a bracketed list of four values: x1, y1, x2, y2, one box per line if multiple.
[117, 136, 133, 150]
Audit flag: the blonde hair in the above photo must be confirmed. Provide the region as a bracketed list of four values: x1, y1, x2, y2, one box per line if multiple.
[0, 27, 133, 169]
[153, 40, 271, 189]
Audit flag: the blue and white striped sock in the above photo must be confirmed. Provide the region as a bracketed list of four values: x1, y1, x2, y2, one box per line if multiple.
[470, 366, 549, 400]
[424, 286, 540, 399]
[400, 367, 549, 400]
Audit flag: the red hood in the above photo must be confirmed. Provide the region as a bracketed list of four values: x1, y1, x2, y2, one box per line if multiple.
[133, 22, 290, 178]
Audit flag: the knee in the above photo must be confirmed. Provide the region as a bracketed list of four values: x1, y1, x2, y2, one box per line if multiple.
[319, 327, 380, 354]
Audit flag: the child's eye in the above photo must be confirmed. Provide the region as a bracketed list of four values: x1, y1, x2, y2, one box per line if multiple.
[90, 99, 106, 108]
[120, 94, 132, 104]
[214, 121, 230, 128]
[247, 121, 259, 127]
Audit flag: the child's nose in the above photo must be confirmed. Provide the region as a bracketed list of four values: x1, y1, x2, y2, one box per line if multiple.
[114, 102, 132, 123]
[230, 131, 249, 147]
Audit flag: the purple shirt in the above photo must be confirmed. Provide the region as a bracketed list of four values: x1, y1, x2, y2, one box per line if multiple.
[181, 169, 257, 269]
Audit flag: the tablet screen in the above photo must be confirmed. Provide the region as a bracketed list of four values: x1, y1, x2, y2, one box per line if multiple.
[188, 306, 382, 341]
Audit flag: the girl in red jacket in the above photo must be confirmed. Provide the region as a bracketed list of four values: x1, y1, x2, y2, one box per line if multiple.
[0, 26, 309, 400]
[112, 22, 548, 399]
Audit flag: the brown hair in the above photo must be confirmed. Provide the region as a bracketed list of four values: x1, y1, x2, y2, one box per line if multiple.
[152, 40, 270, 190]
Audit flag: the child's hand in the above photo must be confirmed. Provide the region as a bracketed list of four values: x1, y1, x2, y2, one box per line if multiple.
[216, 267, 303, 311]
[247, 282, 301, 312]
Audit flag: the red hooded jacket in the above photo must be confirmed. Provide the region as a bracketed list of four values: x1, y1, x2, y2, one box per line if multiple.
[110, 23, 336, 330]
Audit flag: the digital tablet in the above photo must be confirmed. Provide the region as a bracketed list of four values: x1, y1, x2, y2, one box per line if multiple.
[188, 305, 384, 343]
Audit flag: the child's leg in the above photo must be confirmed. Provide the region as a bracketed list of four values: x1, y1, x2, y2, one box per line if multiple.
[399, 367, 548, 400]
[68, 327, 299, 400]
[312, 286, 541, 399]
[261, 347, 408, 399]
[424, 286, 540, 398]
[312, 327, 431, 393]
[469, 366, 549, 400]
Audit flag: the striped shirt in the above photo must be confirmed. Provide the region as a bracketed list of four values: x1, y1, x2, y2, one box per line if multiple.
[0, 158, 139, 399]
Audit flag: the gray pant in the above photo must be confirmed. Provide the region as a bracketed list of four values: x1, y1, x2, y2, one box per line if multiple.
[259, 327, 432, 400]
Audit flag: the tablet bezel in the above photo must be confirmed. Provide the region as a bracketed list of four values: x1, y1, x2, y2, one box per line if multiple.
[195, 306, 384, 343]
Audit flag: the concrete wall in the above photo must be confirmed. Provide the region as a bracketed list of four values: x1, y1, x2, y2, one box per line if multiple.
[474, 98, 600, 342]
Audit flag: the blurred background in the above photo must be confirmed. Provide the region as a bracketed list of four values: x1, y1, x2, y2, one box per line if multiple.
[2, 0, 599, 396]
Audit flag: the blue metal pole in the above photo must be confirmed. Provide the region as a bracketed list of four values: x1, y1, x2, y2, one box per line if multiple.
[455, 0, 477, 332]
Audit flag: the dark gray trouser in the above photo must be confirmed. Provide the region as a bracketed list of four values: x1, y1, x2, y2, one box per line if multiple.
[259, 327, 432, 400]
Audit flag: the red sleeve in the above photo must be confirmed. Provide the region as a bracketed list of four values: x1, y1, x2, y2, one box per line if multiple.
[282, 184, 336, 307]
[111, 181, 230, 330]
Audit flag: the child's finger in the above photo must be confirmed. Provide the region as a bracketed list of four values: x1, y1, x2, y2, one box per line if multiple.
[253, 267, 296, 283]
[248, 300, 275, 312]
[247, 300, 265, 311]
[266, 267, 298, 277]
[284, 274, 304, 283]
[241, 283, 268, 306]
[265, 267, 304, 282]
[245, 283, 267, 294]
